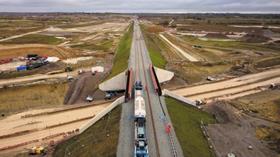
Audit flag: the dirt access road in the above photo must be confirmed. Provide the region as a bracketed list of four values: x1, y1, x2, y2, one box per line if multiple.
[65, 71, 107, 104]
[0, 30, 43, 42]
[0, 101, 111, 152]
[0, 67, 93, 87]
[159, 33, 199, 62]
[172, 68, 280, 102]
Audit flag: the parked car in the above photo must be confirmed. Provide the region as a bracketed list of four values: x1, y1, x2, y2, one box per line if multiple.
[78, 69, 84, 75]
[105, 93, 113, 100]
[86, 95, 94, 102]
[67, 75, 74, 81]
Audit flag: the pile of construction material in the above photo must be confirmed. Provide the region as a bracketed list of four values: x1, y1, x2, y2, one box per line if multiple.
[0, 54, 61, 73]
[16, 54, 60, 72]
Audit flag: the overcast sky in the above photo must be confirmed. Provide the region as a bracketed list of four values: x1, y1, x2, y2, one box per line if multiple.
[0, 0, 279, 13]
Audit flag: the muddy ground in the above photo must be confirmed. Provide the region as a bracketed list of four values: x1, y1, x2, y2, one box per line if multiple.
[161, 76, 187, 90]
[203, 102, 279, 157]
[64, 55, 116, 104]
[64, 71, 106, 104]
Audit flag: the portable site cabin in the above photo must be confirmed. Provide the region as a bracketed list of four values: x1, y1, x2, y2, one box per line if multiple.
[91, 66, 104, 73]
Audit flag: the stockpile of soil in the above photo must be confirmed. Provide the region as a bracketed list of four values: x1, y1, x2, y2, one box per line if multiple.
[205, 32, 229, 39]
[274, 40, 280, 44]
[241, 32, 271, 43]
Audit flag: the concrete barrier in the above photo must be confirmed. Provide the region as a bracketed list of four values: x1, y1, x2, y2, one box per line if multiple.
[78, 96, 125, 134]
[162, 89, 197, 107]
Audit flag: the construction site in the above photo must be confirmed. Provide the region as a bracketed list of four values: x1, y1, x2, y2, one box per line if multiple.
[0, 12, 279, 157]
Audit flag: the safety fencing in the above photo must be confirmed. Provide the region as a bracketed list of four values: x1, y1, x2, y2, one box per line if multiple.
[78, 96, 125, 134]
[162, 89, 197, 107]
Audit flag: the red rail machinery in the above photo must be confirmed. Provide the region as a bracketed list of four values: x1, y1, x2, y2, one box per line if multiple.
[125, 68, 134, 102]
[149, 65, 162, 96]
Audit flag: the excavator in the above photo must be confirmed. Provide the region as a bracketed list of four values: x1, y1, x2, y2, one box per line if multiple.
[29, 146, 47, 155]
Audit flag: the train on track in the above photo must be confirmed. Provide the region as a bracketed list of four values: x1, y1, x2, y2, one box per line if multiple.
[134, 81, 149, 157]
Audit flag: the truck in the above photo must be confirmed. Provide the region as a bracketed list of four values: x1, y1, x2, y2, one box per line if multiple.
[134, 81, 146, 120]
[134, 81, 149, 157]
[26, 58, 48, 70]
[105, 93, 113, 100]
[135, 140, 149, 157]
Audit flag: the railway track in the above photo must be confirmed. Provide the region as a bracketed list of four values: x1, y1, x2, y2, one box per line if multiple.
[139, 46, 160, 157]
[129, 20, 182, 157]
[139, 20, 182, 157]
[135, 35, 160, 157]
[133, 22, 159, 156]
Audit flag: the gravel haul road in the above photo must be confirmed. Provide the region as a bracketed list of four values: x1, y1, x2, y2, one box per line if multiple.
[0, 102, 110, 151]
[173, 68, 280, 101]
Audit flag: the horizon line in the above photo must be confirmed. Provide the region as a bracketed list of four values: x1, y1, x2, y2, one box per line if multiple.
[0, 11, 280, 14]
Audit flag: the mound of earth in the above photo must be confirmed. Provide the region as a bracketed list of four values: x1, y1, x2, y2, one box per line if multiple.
[205, 32, 229, 39]
[241, 32, 271, 43]
[274, 40, 280, 44]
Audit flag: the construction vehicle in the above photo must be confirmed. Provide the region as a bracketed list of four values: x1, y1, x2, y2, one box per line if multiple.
[195, 99, 206, 106]
[65, 65, 73, 72]
[67, 75, 74, 81]
[105, 93, 113, 100]
[134, 81, 146, 120]
[26, 57, 48, 70]
[86, 95, 94, 102]
[134, 81, 149, 157]
[269, 83, 279, 89]
[192, 45, 202, 48]
[206, 76, 215, 81]
[27, 54, 39, 60]
[29, 146, 46, 155]
[78, 69, 84, 75]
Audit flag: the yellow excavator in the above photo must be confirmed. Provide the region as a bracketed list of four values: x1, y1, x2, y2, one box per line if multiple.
[29, 146, 46, 155]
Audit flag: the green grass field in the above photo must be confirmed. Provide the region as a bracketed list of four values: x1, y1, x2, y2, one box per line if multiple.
[53, 106, 121, 157]
[1, 34, 63, 45]
[107, 24, 133, 79]
[0, 83, 67, 117]
[141, 25, 167, 69]
[165, 97, 216, 157]
[181, 35, 279, 53]
[72, 40, 113, 52]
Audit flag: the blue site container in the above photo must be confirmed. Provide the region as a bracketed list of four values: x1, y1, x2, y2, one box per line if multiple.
[17, 65, 27, 71]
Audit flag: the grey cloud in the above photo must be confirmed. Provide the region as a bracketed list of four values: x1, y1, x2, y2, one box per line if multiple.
[0, 0, 279, 13]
